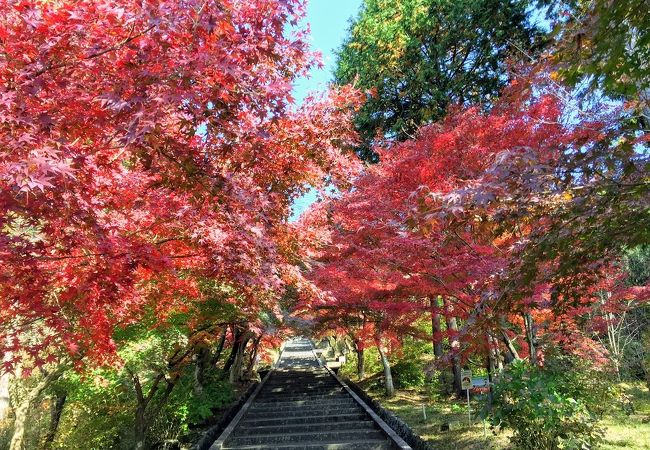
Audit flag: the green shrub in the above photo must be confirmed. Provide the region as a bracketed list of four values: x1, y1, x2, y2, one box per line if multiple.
[340, 346, 383, 380]
[392, 359, 425, 389]
[490, 357, 616, 450]
[162, 369, 234, 429]
[54, 370, 135, 450]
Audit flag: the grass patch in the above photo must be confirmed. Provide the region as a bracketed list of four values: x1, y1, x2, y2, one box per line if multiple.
[358, 376, 509, 450]
[379, 390, 509, 450]
[359, 377, 650, 449]
[600, 382, 650, 450]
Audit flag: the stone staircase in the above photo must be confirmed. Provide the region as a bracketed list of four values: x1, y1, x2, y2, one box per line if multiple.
[211, 338, 410, 450]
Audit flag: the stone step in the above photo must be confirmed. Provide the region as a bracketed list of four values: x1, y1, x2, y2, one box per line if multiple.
[239, 413, 370, 428]
[269, 374, 329, 378]
[263, 381, 340, 388]
[261, 384, 341, 392]
[243, 405, 363, 420]
[260, 385, 342, 391]
[256, 393, 348, 402]
[249, 398, 355, 411]
[266, 386, 341, 392]
[257, 395, 345, 401]
[252, 394, 357, 408]
[226, 429, 387, 446]
[221, 439, 394, 450]
[267, 375, 336, 384]
[268, 373, 331, 377]
[260, 389, 341, 396]
[237, 420, 377, 434]
[264, 380, 337, 386]
[259, 388, 343, 394]
[271, 370, 327, 374]
[213, 338, 405, 450]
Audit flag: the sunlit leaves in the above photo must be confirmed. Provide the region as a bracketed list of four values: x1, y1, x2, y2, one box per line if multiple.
[0, 0, 360, 369]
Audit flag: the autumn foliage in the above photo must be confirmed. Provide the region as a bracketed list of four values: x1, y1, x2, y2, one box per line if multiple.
[0, 0, 649, 448]
[0, 0, 361, 369]
[299, 74, 649, 384]
[0, 0, 646, 394]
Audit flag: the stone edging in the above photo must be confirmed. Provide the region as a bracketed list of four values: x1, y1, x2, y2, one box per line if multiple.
[206, 369, 274, 450]
[198, 344, 285, 450]
[342, 378, 434, 450]
[192, 381, 258, 450]
[309, 341, 414, 450]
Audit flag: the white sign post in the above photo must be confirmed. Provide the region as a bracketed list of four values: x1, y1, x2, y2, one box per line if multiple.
[461, 369, 472, 426]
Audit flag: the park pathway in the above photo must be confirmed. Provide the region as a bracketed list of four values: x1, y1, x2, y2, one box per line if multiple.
[210, 337, 411, 449]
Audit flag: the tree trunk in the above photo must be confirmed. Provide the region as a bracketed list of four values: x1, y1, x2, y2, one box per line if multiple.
[486, 334, 497, 409]
[131, 372, 148, 450]
[0, 371, 10, 422]
[500, 330, 520, 363]
[356, 345, 365, 380]
[211, 327, 228, 365]
[42, 392, 66, 449]
[1, 342, 12, 421]
[431, 297, 443, 359]
[487, 334, 497, 376]
[134, 403, 147, 450]
[448, 337, 463, 396]
[245, 336, 262, 375]
[229, 332, 252, 383]
[9, 366, 65, 450]
[130, 370, 178, 450]
[327, 336, 337, 353]
[377, 344, 395, 397]
[223, 326, 242, 374]
[443, 299, 463, 397]
[491, 332, 505, 371]
[523, 312, 537, 366]
[498, 317, 520, 363]
[602, 296, 623, 381]
[193, 346, 211, 396]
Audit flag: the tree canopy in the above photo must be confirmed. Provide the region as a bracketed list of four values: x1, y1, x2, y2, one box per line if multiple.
[0, 0, 361, 368]
[0, 1, 649, 449]
[334, 0, 542, 160]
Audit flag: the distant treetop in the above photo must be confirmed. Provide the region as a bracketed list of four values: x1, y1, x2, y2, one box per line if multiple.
[334, 0, 544, 161]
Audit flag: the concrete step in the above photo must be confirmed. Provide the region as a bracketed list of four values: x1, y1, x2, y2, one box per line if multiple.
[239, 413, 370, 428]
[249, 398, 356, 411]
[226, 429, 387, 446]
[255, 393, 348, 403]
[237, 420, 378, 434]
[243, 405, 363, 420]
[222, 439, 394, 450]
[262, 382, 340, 390]
[260, 384, 341, 390]
[214, 338, 404, 450]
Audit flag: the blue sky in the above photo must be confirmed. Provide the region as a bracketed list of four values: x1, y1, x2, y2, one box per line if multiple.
[289, 0, 363, 221]
[292, 0, 362, 104]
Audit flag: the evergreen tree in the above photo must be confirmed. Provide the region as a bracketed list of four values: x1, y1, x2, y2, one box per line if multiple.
[335, 0, 542, 161]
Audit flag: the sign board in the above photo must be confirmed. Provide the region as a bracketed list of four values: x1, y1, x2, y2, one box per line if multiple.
[461, 369, 473, 390]
[472, 376, 489, 388]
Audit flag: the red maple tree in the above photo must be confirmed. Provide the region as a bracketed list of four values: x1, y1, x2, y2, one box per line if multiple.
[0, 0, 361, 369]
[299, 74, 648, 393]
